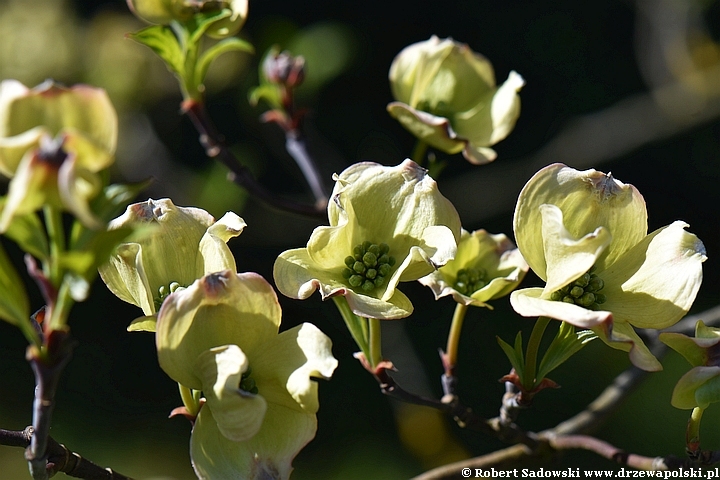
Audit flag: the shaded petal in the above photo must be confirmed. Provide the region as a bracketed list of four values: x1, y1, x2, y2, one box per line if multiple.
[592, 320, 662, 371]
[109, 199, 214, 293]
[191, 399, 315, 480]
[156, 271, 281, 389]
[514, 164, 647, 276]
[57, 152, 104, 230]
[273, 248, 414, 319]
[600, 221, 706, 329]
[98, 242, 155, 315]
[344, 287, 413, 320]
[540, 204, 611, 292]
[671, 366, 720, 409]
[198, 211, 246, 274]
[0, 126, 44, 177]
[386, 103, 467, 155]
[195, 345, 267, 442]
[251, 323, 338, 414]
[0, 149, 59, 233]
[510, 287, 612, 329]
[488, 71, 525, 145]
[389, 36, 458, 106]
[659, 331, 710, 368]
[0, 80, 117, 156]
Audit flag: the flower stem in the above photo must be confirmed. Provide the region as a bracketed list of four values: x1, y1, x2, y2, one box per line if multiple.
[332, 296, 371, 360]
[524, 316, 551, 390]
[687, 406, 704, 457]
[286, 131, 329, 209]
[368, 317, 382, 370]
[43, 205, 65, 287]
[444, 303, 469, 377]
[179, 383, 201, 417]
[411, 140, 429, 166]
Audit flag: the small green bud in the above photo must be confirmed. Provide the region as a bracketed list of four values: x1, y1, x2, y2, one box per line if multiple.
[575, 273, 590, 287]
[363, 252, 378, 267]
[353, 261, 366, 274]
[345, 256, 355, 268]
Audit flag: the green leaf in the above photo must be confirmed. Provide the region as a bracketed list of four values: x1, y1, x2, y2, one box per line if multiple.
[248, 83, 282, 109]
[497, 332, 525, 380]
[0, 240, 30, 328]
[129, 25, 185, 77]
[4, 211, 49, 261]
[537, 323, 596, 381]
[70, 180, 151, 249]
[196, 37, 254, 88]
[187, 10, 232, 45]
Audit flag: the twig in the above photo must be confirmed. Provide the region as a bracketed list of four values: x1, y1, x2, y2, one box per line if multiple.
[181, 99, 326, 218]
[0, 427, 135, 480]
[26, 331, 74, 480]
[410, 304, 720, 479]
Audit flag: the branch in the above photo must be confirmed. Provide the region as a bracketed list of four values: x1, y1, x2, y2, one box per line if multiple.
[181, 99, 326, 218]
[0, 427, 135, 480]
[409, 303, 720, 478]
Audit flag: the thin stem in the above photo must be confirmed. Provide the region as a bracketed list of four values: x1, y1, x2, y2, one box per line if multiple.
[368, 317, 382, 370]
[179, 383, 201, 418]
[444, 303, 469, 377]
[687, 406, 704, 457]
[411, 140, 429, 166]
[286, 132, 329, 209]
[331, 296, 370, 360]
[182, 99, 325, 218]
[47, 281, 74, 332]
[524, 316, 551, 390]
[43, 205, 64, 287]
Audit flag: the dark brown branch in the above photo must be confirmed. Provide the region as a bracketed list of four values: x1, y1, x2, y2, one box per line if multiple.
[0, 427, 135, 480]
[410, 304, 720, 479]
[181, 99, 326, 218]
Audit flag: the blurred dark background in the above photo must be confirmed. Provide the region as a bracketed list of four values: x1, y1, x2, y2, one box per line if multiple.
[1, 0, 720, 477]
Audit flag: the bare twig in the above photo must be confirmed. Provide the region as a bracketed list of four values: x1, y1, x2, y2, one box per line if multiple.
[181, 99, 326, 218]
[0, 427, 135, 480]
[409, 304, 720, 479]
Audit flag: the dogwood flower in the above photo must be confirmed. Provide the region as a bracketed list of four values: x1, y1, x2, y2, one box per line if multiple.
[0, 79, 117, 231]
[99, 198, 245, 330]
[274, 160, 461, 319]
[660, 321, 720, 409]
[156, 270, 337, 480]
[419, 229, 528, 307]
[510, 163, 706, 371]
[387, 36, 524, 165]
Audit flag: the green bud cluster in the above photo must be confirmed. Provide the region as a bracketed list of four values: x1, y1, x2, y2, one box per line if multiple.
[453, 267, 487, 295]
[550, 267, 607, 310]
[239, 366, 258, 394]
[341, 242, 396, 293]
[154, 281, 183, 311]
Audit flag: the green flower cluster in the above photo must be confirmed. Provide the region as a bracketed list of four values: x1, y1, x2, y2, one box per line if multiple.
[453, 267, 487, 296]
[550, 267, 606, 309]
[342, 242, 396, 292]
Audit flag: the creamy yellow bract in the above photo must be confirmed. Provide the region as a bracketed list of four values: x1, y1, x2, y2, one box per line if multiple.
[156, 271, 338, 480]
[274, 160, 461, 319]
[511, 163, 706, 371]
[387, 36, 524, 164]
